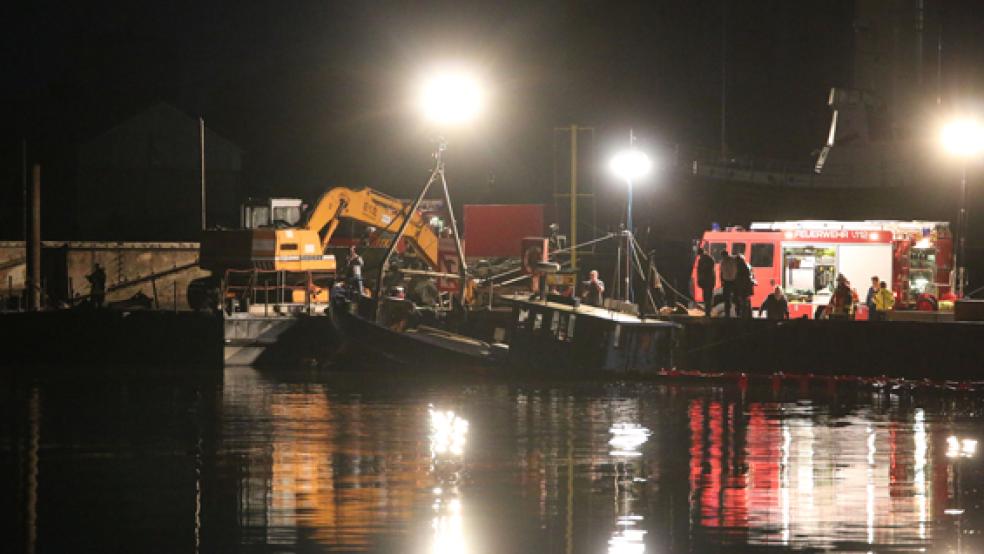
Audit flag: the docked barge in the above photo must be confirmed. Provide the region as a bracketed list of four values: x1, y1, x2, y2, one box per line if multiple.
[502, 294, 680, 373]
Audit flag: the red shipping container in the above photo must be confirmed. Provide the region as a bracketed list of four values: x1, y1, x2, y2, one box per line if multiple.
[463, 204, 544, 258]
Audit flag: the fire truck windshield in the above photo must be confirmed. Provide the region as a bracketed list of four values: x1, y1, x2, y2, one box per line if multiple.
[708, 243, 728, 263]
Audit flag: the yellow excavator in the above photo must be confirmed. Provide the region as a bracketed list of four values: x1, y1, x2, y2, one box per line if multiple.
[190, 187, 442, 311]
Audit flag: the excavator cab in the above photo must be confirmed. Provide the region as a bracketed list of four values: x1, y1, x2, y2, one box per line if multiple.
[241, 198, 305, 229]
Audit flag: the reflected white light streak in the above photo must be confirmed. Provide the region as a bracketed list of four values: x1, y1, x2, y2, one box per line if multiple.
[867, 426, 877, 467]
[428, 406, 470, 554]
[780, 424, 792, 544]
[609, 423, 651, 457]
[946, 435, 977, 459]
[947, 436, 959, 458]
[608, 422, 649, 554]
[797, 422, 815, 501]
[608, 528, 647, 554]
[430, 407, 469, 458]
[867, 426, 876, 545]
[913, 409, 928, 539]
[430, 489, 466, 554]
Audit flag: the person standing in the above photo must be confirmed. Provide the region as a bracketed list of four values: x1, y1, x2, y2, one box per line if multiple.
[581, 270, 605, 307]
[734, 253, 754, 318]
[829, 274, 854, 319]
[719, 250, 738, 318]
[759, 285, 790, 320]
[345, 245, 365, 295]
[873, 280, 895, 320]
[865, 276, 879, 320]
[86, 263, 107, 308]
[645, 254, 667, 313]
[865, 276, 881, 320]
[695, 246, 716, 317]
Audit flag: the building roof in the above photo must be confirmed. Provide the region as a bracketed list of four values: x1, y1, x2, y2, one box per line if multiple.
[79, 102, 242, 171]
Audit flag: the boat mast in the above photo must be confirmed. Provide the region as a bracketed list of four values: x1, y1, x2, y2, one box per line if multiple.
[374, 140, 444, 321]
[373, 138, 469, 319]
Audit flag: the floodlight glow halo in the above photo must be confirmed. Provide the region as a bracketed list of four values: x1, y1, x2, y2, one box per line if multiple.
[418, 69, 484, 126]
[610, 149, 653, 181]
[941, 118, 984, 157]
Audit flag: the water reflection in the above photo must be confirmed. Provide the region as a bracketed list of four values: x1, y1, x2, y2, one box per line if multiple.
[7, 369, 984, 553]
[686, 394, 984, 551]
[428, 407, 469, 554]
[220, 368, 422, 550]
[947, 435, 978, 459]
[608, 423, 649, 554]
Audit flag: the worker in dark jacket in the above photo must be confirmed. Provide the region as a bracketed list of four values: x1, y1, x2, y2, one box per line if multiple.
[759, 286, 790, 320]
[865, 276, 881, 320]
[696, 247, 716, 317]
[86, 263, 107, 307]
[829, 274, 854, 319]
[734, 253, 754, 318]
[581, 270, 605, 307]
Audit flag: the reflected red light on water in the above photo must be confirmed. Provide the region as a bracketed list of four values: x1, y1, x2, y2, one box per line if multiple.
[685, 398, 952, 548]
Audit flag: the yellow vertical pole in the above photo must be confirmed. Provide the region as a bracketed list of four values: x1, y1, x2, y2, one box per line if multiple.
[570, 125, 578, 270]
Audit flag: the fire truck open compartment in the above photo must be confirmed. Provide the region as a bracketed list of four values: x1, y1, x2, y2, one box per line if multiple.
[782, 246, 836, 301]
[781, 243, 892, 302]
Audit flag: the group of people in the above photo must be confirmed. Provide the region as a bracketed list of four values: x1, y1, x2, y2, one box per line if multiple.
[823, 274, 895, 320]
[696, 246, 757, 318]
[864, 276, 895, 320]
[696, 245, 896, 321]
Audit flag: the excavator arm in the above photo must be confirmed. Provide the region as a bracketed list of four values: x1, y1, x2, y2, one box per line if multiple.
[303, 187, 441, 269]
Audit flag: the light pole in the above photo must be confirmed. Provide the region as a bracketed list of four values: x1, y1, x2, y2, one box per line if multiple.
[610, 140, 652, 303]
[375, 67, 483, 319]
[941, 118, 984, 297]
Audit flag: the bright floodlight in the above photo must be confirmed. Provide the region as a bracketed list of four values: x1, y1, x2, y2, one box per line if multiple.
[941, 118, 984, 157]
[418, 69, 484, 125]
[610, 149, 652, 181]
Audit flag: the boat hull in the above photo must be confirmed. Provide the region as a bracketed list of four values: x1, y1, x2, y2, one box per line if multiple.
[331, 298, 499, 370]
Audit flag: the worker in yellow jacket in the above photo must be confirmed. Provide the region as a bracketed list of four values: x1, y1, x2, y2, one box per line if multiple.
[872, 280, 895, 321]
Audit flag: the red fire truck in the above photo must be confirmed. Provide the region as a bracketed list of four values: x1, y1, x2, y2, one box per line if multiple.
[692, 220, 954, 318]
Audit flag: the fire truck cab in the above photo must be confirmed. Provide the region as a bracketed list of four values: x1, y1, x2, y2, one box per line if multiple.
[692, 220, 954, 318]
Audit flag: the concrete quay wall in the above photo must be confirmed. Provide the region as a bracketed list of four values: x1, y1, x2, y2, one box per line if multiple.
[675, 318, 984, 379]
[0, 241, 207, 310]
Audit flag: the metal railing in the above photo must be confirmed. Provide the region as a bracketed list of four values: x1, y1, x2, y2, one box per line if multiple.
[222, 268, 332, 315]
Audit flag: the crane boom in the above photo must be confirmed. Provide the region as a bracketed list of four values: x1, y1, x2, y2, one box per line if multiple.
[304, 187, 440, 269]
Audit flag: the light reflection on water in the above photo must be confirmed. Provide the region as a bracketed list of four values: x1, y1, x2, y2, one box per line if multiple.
[7, 368, 984, 552]
[607, 422, 649, 554]
[428, 406, 469, 554]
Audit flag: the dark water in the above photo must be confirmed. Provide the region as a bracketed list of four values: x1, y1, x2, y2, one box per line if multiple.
[5, 367, 984, 553]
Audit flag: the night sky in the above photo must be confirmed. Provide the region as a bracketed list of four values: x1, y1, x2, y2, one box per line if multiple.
[5, 1, 984, 239]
